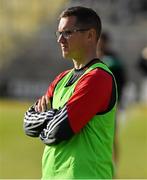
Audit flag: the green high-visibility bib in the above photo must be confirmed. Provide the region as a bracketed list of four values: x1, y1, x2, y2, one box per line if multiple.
[42, 62, 117, 179]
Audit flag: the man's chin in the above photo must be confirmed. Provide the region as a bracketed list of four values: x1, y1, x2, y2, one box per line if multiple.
[62, 52, 70, 59]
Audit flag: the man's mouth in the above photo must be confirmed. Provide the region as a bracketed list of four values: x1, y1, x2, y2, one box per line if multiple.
[61, 46, 68, 50]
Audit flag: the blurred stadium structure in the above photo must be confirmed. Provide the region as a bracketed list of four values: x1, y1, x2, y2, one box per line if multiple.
[0, 0, 147, 104]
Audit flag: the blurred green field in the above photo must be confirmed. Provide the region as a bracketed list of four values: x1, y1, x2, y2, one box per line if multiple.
[116, 103, 147, 178]
[0, 99, 43, 179]
[0, 99, 147, 178]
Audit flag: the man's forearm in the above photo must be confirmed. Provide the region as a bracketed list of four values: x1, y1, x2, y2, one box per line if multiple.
[23, 105, 74, 144]
[23, 105, 55, 137]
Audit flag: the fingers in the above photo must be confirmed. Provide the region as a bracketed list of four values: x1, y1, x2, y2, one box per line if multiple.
[45, 95, 51, 110]
[35, 98, 42, 112]
[35, 95, 51, 112]
[42, 96, 47, 112]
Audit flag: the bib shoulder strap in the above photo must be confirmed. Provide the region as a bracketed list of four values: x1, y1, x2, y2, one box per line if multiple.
[85, 62, 113, 75]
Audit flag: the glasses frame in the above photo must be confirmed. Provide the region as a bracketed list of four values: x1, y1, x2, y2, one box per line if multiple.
[55, 28, 90, 39]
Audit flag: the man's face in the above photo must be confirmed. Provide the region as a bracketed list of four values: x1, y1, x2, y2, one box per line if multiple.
[57, 16, 88, 60]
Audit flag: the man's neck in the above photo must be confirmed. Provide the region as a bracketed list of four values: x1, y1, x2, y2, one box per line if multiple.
[73, 54, 97, 69]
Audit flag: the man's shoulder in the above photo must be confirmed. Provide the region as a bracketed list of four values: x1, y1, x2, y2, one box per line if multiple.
[56, 69, 71, 80]
[76, 68, 113, 89]
[85, 67, 112, 79]
[51, 69, 72, 86]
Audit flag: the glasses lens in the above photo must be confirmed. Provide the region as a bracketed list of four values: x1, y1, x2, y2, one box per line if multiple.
[56, 29, 89, 39]
[56, 31, 61, 39]
[63, 31, 72, 39]
[56, 30, 73, 39]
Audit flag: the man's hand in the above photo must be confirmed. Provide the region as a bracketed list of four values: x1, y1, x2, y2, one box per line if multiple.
[35, 95, 51, 112]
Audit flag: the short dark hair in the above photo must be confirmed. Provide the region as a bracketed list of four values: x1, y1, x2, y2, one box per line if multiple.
[59, 6, 102, 41]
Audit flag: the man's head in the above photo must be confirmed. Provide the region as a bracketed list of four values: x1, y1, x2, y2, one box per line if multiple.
[59, 6, 102, 41]
[56, 6, 102, 60]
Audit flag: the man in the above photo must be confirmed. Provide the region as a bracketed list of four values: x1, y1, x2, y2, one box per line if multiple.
[24, 6, 117, 179]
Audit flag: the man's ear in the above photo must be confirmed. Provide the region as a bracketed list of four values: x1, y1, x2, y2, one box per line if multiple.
[87, 29, 96, 42]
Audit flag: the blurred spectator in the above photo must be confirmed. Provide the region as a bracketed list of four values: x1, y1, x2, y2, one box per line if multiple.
[97, 31, 126, 105]
[137, 46, 147, 102]
[97, 31, 127, 170]
[138, 46, 147, 75]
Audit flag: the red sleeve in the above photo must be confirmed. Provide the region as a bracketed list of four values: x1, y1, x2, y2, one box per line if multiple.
[45, 70, 70, 98]
[66, 68, 113, 133]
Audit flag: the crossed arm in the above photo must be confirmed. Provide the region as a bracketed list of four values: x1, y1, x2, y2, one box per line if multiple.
[24, 100, 74, 145]
[23, 68, 114, 145]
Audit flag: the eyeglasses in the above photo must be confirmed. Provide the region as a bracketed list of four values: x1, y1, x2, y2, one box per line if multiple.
[55, 28, 90, 39]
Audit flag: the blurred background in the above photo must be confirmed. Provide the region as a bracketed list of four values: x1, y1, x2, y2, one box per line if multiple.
[0, 0, 147, 178]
